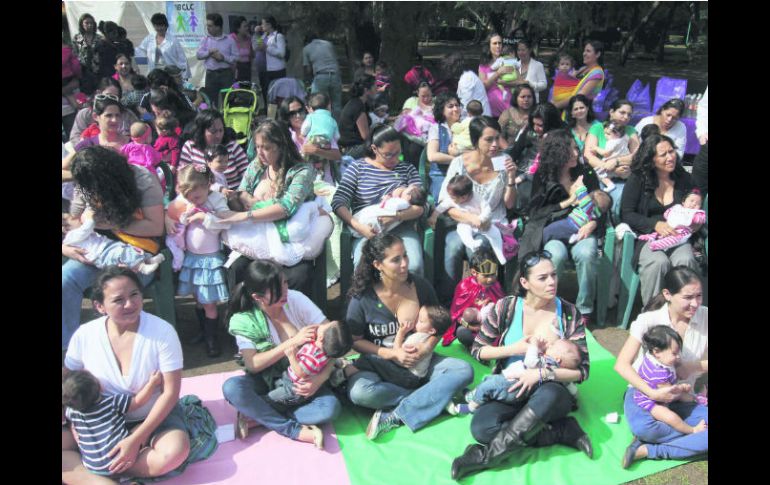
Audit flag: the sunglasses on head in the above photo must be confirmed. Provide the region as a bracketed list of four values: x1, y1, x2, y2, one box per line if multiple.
[521, 250, 552, 271]
[93, 93, 119, 108]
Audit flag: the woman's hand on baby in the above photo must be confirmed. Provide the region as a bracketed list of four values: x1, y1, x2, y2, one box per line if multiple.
[569, 175, 585, 195]
[107, 434, 142, 474]
[293, 372, 325, 397]
[649, 385, 680, 403]
[186, 212, 206, 224]
[654, 221, 676, 237]
[62, 244, 91, 264]
[574, 220, 597, 242]
[290, 325, 318, 348]
[507, 368, 541, 398]
[390, 346, 420, 368]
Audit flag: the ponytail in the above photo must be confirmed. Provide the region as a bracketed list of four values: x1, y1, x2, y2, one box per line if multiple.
[642, 266, 703, 313]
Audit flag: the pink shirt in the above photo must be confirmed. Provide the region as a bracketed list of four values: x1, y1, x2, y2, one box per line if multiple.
[479, 63, 511, 117]
[182, 191, 229, 254]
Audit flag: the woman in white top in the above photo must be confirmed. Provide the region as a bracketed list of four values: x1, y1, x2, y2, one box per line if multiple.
[511, 39, 547, 104]
[634, 98, 688, 158]
[437, 116, 517, 302]
[135, 13, 189, 80]
[613, 266, 708, 468]
[258, 16, 287, 91]
[62, 267, 190, 484]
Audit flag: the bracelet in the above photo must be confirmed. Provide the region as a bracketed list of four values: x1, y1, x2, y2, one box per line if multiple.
[506, 182, 516, 187]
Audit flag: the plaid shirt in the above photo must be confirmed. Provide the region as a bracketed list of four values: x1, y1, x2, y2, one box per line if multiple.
[471, 295, 590, 383]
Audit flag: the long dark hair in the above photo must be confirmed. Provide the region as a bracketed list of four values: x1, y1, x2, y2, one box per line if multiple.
[277, 96, 306, 124]
[253, 119, 304, 197]
[469, 116, 501, 148]
[565, 94, 596, 128]
[513, 250, 554, 297]
[78, 13, 97, 36]
[363, 124, 402, 159]
[226, 260, 285, 323]
[530, 102, 565, 134]
[71, 146, 141, 228]
[350, 75, 375, 97]
[191, 109, 225, 149]
[630, 133, 685, 190]
[479, 32, 502, 66]
[643, 266, 702, 313]
[534, 129, 575, 186]
[584, 39, 605, 67]
[432, 92, 460, 124]
[348, 233, 411, 298]
[511, 83, 536, 112]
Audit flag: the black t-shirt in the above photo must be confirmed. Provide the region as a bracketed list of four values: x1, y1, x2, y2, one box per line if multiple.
[339, 97, 368, 147]
[346, 274, 439, 347]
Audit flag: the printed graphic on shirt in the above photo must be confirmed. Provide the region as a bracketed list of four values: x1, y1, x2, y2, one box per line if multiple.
[369, 320, 398, 347]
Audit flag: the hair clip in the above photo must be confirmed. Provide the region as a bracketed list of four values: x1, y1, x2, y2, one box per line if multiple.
[193, 164, 208, 173]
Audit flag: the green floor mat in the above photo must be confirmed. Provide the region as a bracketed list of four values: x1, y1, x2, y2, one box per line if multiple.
[333, 331, 699, 485]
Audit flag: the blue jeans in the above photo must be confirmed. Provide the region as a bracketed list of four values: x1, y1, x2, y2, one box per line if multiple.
[607, 181, 625, 222]
[544, 236, 598, 315]
[429, 173, 446, 203]
[222, 372, 341, 440]
[470, 381, 575, 444]
[442, 230, 490, 301]
[347, 354, 473, 432]
[623, 388, 708, 460]
[61, 259, 154, 350]
[471, 374, 524, 406]
[311, 72, 343, 119]
[352, 224, 424, 276]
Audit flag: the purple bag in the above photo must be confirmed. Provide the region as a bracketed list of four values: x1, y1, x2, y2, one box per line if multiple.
[626, 79, 651, 115]
[652, 77, 688, 114]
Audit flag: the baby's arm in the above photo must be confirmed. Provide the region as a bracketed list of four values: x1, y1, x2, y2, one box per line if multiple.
[128, 371, 162, 412]
[393, 321, 415, 350]
[649, 403, 707, 434]
[285, 344, 310, 380]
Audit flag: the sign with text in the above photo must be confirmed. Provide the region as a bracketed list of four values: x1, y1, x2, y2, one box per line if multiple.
[166, 1, 206, 49]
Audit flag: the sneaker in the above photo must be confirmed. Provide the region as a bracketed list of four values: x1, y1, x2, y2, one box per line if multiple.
[329, 368, 347, 387]
[446, 402, 473, 416]
[621, 437, 643, 469]
[366, 410, 401, 440]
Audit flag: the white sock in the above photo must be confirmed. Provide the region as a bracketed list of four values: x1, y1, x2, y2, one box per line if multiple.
[147, 253, 166, 265]
[138, 261, 160, 275]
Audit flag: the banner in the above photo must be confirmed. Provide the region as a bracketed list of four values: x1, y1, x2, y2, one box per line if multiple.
[166, 1, 206, 49]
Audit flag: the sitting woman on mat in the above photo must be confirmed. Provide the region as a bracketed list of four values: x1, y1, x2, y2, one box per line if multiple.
[344, 233, 474, 441]
[614, 265, 708, 469]
[451, 250, 593, 480]
[222, 259, 343, 447]
[62, 267, 192, 484]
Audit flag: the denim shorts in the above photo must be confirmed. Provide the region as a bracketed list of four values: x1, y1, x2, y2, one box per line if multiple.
[128, 401, 187, 444]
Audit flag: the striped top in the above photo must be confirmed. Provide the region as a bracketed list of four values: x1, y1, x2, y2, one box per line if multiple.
[568, 185, 601, 228]
[331, 158, 421, 214]
[287, 342, 328, 382]
[179, 140, 250, 190]
[65, 393, 132, 474]
[632, 353, 676, 411]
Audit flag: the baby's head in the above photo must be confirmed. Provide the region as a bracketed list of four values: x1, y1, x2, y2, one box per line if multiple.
[204, 144, 229, 174]
[501, 38, 516, 56]
[414, 305, 453, 337]
[62, 370, 102, 412]
[176, 163, 214, 207]
[373, 103, 389, 120]
[130, 122, 152, 144]
[639, 123, 660, 143]
[446, 174, 474, 205]
[400, 184, 427, 206]
[131, 73, 149, 92]
[603, 121, 624, 139]
[466, 99, 484, 118]
[470, 247, 499, 288]
[317, 320, 353, 358]
[557, 53, 575, 74]
[461, 307, 481, 325]
[155, 115, 179, 137]
[589, 190, 612, 216]
[545, 339, 581, 370]
[308, 92, 331, 112]
[375, 60, 389, 75]
[682, 189, 703, 210]
[642, 325, 683, 368]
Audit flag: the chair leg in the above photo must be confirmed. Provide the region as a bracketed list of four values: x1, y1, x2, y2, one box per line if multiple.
[620, 273, 640, 330]
[595, 227, 616, 327]
[617, 233, 639, 328]
[339, 226, 353, 306]
[311, 248, 327, 316]
[423, 226, 435, 286]
[148, 248, 177, 329]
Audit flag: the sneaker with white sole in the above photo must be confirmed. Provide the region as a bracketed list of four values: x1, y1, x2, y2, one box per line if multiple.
[366, 410, 401, 440]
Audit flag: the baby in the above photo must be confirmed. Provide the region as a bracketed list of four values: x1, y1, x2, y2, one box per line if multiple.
[351, 184, 427, 237]
[556, 53, 576, 76]
[428, 174, 508, 264]
[451, 100, 484, 152]
[62, 369, 161, 476]
[301, 92, 340, 170]
[639, 190, 706, 251]
[121, 121, 165, 191]
[632, 325, 706, 435]
[153, 116, 181, 171]
[542, 177, 611, 245]
[339, 305, 452, 389]
[448, 336, 581, 415]
[63, 209, 166, 275]
[204, 144, 234, 197]
[490, 42, 520, 101]
[369, 102, 390, 127]
[592, 121, 630, 187]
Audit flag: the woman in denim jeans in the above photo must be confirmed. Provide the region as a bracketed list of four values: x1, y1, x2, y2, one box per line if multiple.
[222, 259, 341, 446]
[344, 233, 474, 441]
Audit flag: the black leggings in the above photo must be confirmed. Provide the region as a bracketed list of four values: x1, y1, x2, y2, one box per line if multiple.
[469, 381, 575, 444]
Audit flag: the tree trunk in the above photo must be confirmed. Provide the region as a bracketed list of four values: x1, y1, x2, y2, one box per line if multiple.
[655, 4, 678, 63]
[380, 2, 422, 109]
[619, 1, 662, 66]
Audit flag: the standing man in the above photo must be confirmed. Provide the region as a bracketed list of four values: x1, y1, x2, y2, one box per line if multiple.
[196, 13, 237, 109]
[136, 13, 189, 80]
[302, 31, 342, 118]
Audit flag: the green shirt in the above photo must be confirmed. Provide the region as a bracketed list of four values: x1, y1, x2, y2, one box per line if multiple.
[588, 122, 637, 149]
[238, 161, 317, 219]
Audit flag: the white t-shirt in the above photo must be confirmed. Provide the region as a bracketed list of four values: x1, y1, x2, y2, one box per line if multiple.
[235, 290, 326, 350]
[629, 303, 708, 388]
[64, 312, 183, 422]
[438, 155, 507, 222]
[457, 70, 492, 117]
[635, 116, 687, 158]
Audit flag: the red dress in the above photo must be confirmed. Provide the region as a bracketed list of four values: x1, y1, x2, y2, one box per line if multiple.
[442, 276, 505, 346]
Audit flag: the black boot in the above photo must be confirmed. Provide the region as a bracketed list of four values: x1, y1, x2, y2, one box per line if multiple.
[186, 308, 206, 345]
[203, 316, 221, 357]
[451, 406, 545, 480]
[532, 416, 593, 458]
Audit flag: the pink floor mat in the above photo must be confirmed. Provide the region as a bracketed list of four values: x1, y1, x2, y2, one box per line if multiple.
[162, 371, 351, 485]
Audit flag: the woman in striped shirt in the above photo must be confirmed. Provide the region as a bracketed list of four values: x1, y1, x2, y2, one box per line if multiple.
[332, 125, 426, 276]
[451, 250, 592, 480]
[178, 109, 250, 190]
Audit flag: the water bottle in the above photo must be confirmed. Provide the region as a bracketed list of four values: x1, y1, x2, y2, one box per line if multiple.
[684, 94, 693, 117]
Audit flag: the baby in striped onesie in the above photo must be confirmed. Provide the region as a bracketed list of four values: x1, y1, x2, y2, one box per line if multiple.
[542, 177, 611, 245]
[638, 190, 705, 251]
[633, 325, 707, 435]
